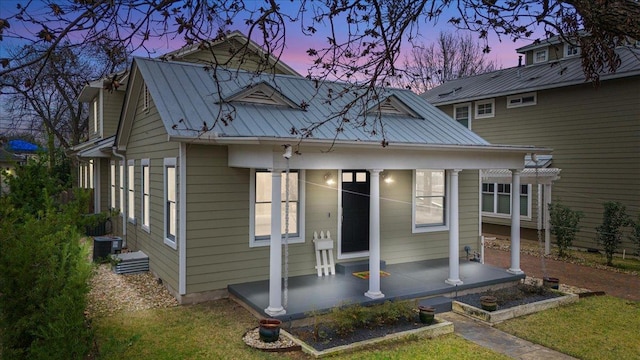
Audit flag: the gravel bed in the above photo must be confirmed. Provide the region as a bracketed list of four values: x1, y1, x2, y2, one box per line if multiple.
[242, 328, 299, 351]
[86, 263, 178, 318]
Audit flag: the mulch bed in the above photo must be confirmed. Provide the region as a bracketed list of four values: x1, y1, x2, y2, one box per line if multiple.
[287, 317, 431, 351]
[454, 283, 562, 310]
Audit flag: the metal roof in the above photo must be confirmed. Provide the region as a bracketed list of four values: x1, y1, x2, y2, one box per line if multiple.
[135, 57, 494, 147]
[421, 47, 640, 105]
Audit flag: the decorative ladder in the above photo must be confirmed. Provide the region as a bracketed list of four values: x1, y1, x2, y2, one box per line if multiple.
[313, 231, 335, 276]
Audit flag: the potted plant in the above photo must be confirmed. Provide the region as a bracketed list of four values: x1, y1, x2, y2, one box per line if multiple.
[418, 305, 435, 324]
[258, 318, 282, 343]
[480, 296, 498, 312]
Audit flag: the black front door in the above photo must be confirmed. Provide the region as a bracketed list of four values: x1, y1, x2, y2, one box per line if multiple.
[341, 170, 370, 254]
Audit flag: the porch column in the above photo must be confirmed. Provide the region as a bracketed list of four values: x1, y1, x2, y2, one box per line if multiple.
[365, 169, 385, 299]
[265, 170, 286, 316]
[544, 183, 552, 255]
[446, 169, 463, 285]
[508, 169, 524, 274]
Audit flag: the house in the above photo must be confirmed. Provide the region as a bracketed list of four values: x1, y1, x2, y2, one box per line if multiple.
[422, 37, 640, 251]
[109, 54, 547, 315]
[72, 30, 300, 225]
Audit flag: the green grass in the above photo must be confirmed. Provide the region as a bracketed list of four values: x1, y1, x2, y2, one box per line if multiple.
[496, 296, 640, 360]
[91, 298, 509, 360]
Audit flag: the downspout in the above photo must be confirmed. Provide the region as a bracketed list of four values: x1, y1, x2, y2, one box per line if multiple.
[112, 146, 127, 247]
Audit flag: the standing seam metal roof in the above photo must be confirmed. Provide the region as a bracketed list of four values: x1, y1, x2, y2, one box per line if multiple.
[135, 57, 491, 146]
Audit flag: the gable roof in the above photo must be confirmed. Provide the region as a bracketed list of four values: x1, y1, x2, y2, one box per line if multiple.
[118, 57, 502, 149]
[421, 47, 640, 105]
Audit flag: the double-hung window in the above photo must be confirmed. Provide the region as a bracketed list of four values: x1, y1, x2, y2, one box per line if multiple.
[250, 169, 305, 247]
[164, 158, 177, 248]
[141, 159, 150, 232]
[110, 161, 116, 210]
[453, 103, 471, 128]
[482, 183, 530, 217]
[413, 169, 447, 233]
[533, 49, 548, 63]
[127, 160, 135, 223]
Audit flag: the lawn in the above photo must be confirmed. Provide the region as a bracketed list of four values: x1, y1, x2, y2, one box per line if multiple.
[496, 295, 640, 360]
[91, 298, 510, 360]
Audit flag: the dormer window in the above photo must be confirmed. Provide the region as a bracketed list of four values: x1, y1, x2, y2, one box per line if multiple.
[565, 44, 580, 57]
[533, 49, 548, 64]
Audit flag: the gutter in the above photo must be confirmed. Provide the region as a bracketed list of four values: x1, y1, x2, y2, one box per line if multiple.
[112, 146, 127, 248]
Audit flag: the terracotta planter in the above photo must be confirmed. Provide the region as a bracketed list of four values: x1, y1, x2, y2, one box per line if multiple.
[480, 296, 498, 312]
[543, 277, 560, 289]
[258, 318, 281, 343]
[418, 305, 435, 324]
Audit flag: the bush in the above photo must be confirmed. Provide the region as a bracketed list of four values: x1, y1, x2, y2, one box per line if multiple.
[596, 201, 631, 266]
[548, 202, 584, 257]
[629, 215, 640, 256]
[0, 201, 94, 359]
[328, 301, 414, 336]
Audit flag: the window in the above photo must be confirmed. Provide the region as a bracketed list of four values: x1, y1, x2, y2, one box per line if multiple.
[413, 169, 447, 232]
[93, 99, 98, 134]
[475, 99, 495, 119]
[250, 169, 305, 247]
[565, 43, 580, 57]
[143, 84, 150, 111]
[164, 158, 177, 248]
[482, 183, 530, 217]
[506, 92, 537, 108]
[119, 161, 124, 212]
[141, 159, 150, 232]
[453, 103, 471, 128]
[128, 160, 135, 223]
[533, 49, 548, 63]
[110, 161, 116, 209]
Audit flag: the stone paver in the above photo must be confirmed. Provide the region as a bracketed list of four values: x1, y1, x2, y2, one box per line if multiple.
[440, 312, 578, 360]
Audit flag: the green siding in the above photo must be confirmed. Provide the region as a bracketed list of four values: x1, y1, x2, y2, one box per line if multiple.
[102, 90, 124, 137]
[122, 82, 180, 292]
[446, 77, 640, 249]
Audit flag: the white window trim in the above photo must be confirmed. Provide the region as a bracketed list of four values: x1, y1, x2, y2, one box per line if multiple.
[412, 169, 450, 234]
[141, 158, 150, 233]
[564, 43, 580, 57]
[93, 99, 98, 134]
[474, 99, 495, 119]
[127, 159, 136, 224]
[506, 92, 537, 108]
[119, 161, 124, 214]
[481, 183, 532, 220]
[249, 169, 306, 248]
[164, 158, 177, 249]
[533, 49, 548, 64]
[453, 102, 472, 129]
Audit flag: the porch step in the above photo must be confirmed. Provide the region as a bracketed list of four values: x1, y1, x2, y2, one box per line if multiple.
[336, 260, 386, 274]
[418, 296, 453, 313]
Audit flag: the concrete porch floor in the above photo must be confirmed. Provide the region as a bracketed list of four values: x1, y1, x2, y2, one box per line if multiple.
[228, 258, 524, 321]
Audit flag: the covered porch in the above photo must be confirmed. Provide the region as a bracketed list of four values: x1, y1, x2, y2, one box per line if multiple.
[229, 257, 525, 321]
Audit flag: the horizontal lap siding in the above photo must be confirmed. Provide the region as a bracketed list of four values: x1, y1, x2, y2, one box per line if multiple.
[469, 77, 640, 249]
[380, 170, 480, 264]
[102, 90, 124, 137]
[98, 159, 110, 212]
[124, 89, 180, 291]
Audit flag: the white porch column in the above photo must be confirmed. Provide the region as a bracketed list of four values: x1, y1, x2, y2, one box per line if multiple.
[446, 169, 463, 285]
[508, 169, 524, 274]
[265, 170, 286, 316]
[365, 169, 385, 299]
[544, 183, 552, 255]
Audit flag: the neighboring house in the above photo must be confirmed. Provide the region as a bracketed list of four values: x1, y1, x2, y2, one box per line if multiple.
[110, 55, 544, 309]
[422, 37, 640, 251]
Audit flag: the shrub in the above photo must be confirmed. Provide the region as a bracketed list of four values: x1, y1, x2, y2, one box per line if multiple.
[0, 201, 94, 359]
[629, 215, 640, 256]
[548, 202, 584, 257]
[596, 201, 631, 266]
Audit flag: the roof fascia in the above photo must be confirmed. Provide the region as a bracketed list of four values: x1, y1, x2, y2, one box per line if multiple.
[115, 61, 143, 151]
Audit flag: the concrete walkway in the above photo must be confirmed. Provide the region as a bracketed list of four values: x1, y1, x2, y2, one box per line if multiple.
[440, 312, 578, 360]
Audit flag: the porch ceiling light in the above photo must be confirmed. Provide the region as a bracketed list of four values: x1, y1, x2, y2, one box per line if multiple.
[324, 172, 335, 185]
[382, 171, 394, 184]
